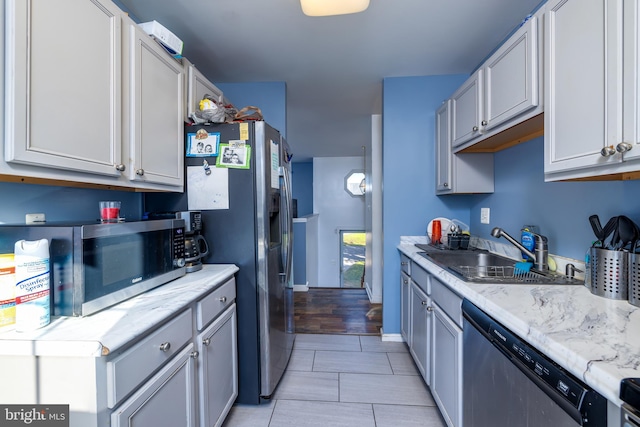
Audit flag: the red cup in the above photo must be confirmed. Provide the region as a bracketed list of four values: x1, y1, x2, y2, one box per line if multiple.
[431, 220, 442, 245]
[100, 201, 121, 223]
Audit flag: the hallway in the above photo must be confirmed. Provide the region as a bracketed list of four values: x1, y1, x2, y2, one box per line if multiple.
[222, 334, 446, 427]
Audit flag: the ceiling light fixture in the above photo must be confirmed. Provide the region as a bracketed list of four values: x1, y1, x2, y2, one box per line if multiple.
[300, 0, 370, 16]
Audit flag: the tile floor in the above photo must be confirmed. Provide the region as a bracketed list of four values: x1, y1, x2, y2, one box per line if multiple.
[222, 334, 446, 427]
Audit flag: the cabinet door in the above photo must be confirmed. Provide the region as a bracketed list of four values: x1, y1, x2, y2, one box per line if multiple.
[622, 0, 640, 161]
[197, 304, 238, 427]
[409, 281, 431, 385]
[431, 303, 463, 427]
[484, 16, 538, 131]
[400, 271, 411, 343]
[436, 101, 452, 193]
[451, 70, 483, 148]
[125, 21, 184, 188]
[111, 344, 197, 427]
[545, 0, 624, 174]
[5, 0, 123, 177]
[186, 62, 224, 122]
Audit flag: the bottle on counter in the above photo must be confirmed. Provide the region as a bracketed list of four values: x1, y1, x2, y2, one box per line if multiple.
[14, 239, 50, 332]
[521, 225, 539, 262]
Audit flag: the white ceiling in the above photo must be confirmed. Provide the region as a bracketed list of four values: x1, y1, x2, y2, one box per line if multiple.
[116, 0, 543, 162]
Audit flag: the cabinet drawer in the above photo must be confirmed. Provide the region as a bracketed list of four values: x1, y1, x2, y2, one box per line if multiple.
[410, 262, 430, 295]
[107, 308, 192, 408]
[196, 277, 236, 330]
[400, 253, 411, 275]
[431, 279, 462, 327]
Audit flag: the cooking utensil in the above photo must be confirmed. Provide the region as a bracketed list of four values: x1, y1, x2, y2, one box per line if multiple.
[588, 214, 603, 241]
[617, 215, 640, 251]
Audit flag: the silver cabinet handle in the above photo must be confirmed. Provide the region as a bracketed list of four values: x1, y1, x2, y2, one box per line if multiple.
[443, 182, 448, 188]
[472, 126, 479, 132]
[203, 338, 211, 346]
[616, 142, 633, 153]
[218, 296, 227, 303]
[426, 306, 434, 312]
[481, 120, 488, 126]
[403, 279, 409, 284]
[159, 342, 171, 352]
[600, 146, 616, 157]
[191, 351, 199, 359]
[115, 164, 126, 172]
[421, 301, 428, 305]
[136, 169, 145, 176]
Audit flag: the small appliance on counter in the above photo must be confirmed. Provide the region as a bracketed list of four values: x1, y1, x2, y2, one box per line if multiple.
[176, 211, 209, 273]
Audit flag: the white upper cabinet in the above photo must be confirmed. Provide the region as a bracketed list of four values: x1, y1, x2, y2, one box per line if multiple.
[185, 58, 224, 122]
[451, 70, 483, 148]
[544, 0, 625, 179]
[123, 19, 184, 188]
[3, 0, 185, 191]
[622, 0, 640, 163]
[436, 100, 494, 195]
[484, 16, 539, 132]
[451, 14, 541, 152]
[5, 0, 124, 177]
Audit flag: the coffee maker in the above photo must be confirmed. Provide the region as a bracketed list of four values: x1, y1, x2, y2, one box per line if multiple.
[176, 211, 209, 273]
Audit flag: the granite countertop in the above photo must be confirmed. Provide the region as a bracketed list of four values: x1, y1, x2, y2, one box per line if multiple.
[398, 237, 640, 407]
[0, 264, 238, 358]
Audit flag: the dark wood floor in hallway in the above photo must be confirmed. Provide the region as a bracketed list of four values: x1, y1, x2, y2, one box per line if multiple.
[294, 288, 382, 335]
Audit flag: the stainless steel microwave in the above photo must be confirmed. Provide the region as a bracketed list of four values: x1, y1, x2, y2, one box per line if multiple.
[0, 219, 186, 316]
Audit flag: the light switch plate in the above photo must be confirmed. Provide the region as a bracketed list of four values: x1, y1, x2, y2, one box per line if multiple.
[25, 213, 46, 224]
[480, 208, 490, 224]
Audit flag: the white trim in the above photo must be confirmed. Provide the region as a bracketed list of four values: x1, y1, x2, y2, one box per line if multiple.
[293, 283, 309, 292]
[380, 329, 404, 342]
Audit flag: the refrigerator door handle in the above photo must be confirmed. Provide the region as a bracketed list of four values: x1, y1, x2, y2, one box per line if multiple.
[280, 165, 294, 286]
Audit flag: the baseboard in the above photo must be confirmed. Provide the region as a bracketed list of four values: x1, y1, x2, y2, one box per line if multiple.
[379, 329, 404, 342]
[293, 283, 309, 292]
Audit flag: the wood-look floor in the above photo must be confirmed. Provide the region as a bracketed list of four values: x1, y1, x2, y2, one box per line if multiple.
[294, 288, 382, 335]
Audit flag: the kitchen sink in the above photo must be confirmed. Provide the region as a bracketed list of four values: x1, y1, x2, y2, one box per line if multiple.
[416, 248, 583, 285]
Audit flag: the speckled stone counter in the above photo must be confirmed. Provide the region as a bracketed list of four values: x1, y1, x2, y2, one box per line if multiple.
[399, 237, 640, 407]
[0, 264, 238, 357]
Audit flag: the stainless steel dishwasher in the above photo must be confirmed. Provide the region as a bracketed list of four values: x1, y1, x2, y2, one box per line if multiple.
[462, 299, 607, 426]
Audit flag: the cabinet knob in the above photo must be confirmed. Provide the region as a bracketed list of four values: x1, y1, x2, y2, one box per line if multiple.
[600, 146, 616, 157]
[426, 306, 434, 312]
[421, 300, 428, 305]
[115, 164, 126, 172]
[136, 169, 145, 176]
[401, 261, 408, 266]
[472, 126, 479, 132]
[159, 342, 171, 352]
[616, 142, 633, 153]
[218, 296, 227, 303]
[443, 182, 448, 188]
[203, 338, 211, 346]
[403, 279, 409, 284]
[481, 120, 488, 126]
[191, 351, 199, 359]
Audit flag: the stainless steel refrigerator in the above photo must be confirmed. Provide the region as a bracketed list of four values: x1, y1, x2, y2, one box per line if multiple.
[145, 121, 295, 404]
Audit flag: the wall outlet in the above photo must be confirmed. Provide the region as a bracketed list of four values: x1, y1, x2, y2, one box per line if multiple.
[25, 213, 46, 224]
[480, 208, 490, 224]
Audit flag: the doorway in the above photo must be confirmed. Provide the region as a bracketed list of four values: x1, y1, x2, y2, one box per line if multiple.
[340, 230, 365, 288]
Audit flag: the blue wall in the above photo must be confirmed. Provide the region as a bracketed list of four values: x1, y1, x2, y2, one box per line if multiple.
[291, 161, 313, 217]
[382, 74, 470, 335]
[468, 136, 640, 260]
[215, 82, 287, 140]
[0, 183, 143, 224]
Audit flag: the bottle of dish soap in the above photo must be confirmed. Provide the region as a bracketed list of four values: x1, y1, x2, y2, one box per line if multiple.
[521, 225, 539, 262]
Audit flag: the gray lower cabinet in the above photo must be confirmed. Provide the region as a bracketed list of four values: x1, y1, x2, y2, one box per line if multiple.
[409, 281, 432, 385]
[400, 253, 463, 427]
[197, 304, 238, 427]
[111, 344, 198, 426]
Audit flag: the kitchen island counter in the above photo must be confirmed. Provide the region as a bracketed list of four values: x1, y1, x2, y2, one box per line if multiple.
[399, 238, 640, 407]
[0, 264, 238, 357]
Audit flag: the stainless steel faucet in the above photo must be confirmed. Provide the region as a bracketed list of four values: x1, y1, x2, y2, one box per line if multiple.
[491, 227, 549, 271]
